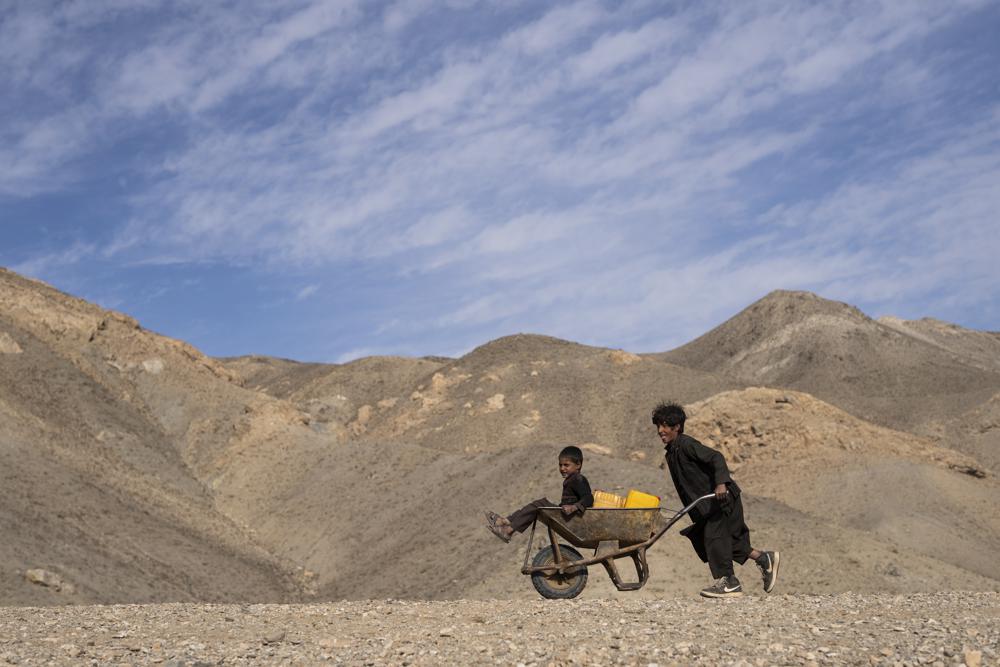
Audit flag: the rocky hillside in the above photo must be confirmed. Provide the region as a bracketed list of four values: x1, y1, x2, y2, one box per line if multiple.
[2, 267, 998, 605]
[0, 268, 305, 603]
[656, 290, 1000, 434]
[877, 316, 1000, 373]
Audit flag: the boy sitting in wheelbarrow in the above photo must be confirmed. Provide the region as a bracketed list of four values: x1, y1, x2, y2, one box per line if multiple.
[486, 445, 594, 542]
[653, 401, 780, 598]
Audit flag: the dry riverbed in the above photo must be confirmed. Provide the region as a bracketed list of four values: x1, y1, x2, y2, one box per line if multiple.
[1, 593, 997, 666]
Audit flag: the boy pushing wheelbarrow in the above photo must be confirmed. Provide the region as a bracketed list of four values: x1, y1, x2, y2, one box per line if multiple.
[653, 401, 780, 598]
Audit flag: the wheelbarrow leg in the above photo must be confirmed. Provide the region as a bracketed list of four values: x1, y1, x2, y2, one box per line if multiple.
[521, 519, 573, 576]
[520, 519, 538, 575]
[548, 524, 565, 573]
[600, 546, 650, 592]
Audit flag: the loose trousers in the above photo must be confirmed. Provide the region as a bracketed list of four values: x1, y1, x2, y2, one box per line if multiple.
[506, 498, 558, 533]
[680, 493, 752, 578]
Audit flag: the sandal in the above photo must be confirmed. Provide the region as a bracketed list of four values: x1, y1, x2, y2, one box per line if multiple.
[486, 522, 512, 543]
[485, 511, 507, 527]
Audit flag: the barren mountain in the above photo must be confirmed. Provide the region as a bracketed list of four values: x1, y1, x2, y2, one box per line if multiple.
[656, 290, 1000, 434]
[2, 268, 999, 607]
[0, 268, 305, 604]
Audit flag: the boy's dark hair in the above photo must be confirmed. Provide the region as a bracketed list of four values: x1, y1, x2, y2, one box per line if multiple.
[559, 445, 583, 465]
[651, 402, 686, 434]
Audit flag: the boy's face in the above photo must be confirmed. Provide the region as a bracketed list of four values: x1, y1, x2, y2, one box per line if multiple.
[657, 422, 681, 445]
[559, 457, 582, 477]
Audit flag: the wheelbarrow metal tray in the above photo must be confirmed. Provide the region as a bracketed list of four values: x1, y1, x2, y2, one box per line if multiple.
[537, 508, 662, 549]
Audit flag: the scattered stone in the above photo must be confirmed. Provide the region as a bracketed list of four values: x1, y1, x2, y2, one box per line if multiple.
[59, 644, 82, 658]
[0, 332, 22, 354]
[607, 349, 641, 366]
[141, 358, 165, 374]
[484, 394, 505, 412]
[0, 594, 996, 665]
[23, 569, 74, 593]
[949, 464, 987, 479]
[262, 630, 286, 644]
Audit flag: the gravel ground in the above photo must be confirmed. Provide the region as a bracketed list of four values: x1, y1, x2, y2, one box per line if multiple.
[1, 593, 997, 666]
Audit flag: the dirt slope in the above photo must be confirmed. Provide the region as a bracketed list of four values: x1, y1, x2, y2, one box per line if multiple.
[192, 388, 998, 601]
[656, 290, 1000, 434]
[220, 354, 448, 441]
[0, 269, 305, 603]
[316, 334, 739, 460]
[680, 387, 999, 583]
[219, 356, 335, 399]
[939, 391, 1000, 471]
[878, 316, 1000, 373]
[180, 434, 1000, 602]
[223, 335, 740, 460]
[3, 268, 999, 605]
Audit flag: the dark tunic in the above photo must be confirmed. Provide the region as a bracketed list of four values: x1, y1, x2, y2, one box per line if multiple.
[664, 433, 737, 522]
[665, 433, 752, 578]
[560, 471, 594, 509]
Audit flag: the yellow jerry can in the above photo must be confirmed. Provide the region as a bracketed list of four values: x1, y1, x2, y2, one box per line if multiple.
[592, 490, 626, 508]
[624, 489, 660, 508]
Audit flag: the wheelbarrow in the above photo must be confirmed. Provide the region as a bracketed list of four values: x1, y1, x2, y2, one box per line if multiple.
[520, 493, 715, 599]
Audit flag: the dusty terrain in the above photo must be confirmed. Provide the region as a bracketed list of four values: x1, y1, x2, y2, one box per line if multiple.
[2, 268, 999, 609]
[1, 594, 997, 665]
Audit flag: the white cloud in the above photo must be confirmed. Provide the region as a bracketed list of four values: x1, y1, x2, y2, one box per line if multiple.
[500, 1, 606, 56]
[296, 284, 319, 301]
[10, 242, 97, 279]
[568, 17, 683, 82]
[382, 0, 435, 32]
[3, 0, 998, 358]
[348, 61, 487, 140]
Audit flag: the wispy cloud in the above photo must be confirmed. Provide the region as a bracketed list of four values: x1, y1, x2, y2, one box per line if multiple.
[295, 284, 319, 301]
[2, 0, 999, 360]
[9, 242, 98, 279]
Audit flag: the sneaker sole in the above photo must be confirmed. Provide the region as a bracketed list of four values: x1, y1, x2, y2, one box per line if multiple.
[700, 589, 744, 598]
[764, 551, 780, 593]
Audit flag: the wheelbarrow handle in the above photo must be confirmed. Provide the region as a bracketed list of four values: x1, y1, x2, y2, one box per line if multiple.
[684, 493, 719, 513]
[649, 493, 717, 544]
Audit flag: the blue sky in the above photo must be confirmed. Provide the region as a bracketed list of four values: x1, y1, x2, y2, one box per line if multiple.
[2, 0, 999, 362]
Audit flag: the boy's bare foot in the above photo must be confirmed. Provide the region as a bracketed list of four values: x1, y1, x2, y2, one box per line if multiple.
[485, 518, 512, 543]
[486, 511, 510, 527]
[485, 511, 513, 542]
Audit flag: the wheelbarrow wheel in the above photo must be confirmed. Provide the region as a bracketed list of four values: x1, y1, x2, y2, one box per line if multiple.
[531, 544, 588, 599]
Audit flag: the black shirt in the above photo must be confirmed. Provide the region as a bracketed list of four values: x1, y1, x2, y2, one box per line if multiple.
[560, 472, 594, 510]
[664, 433, 738, 522]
